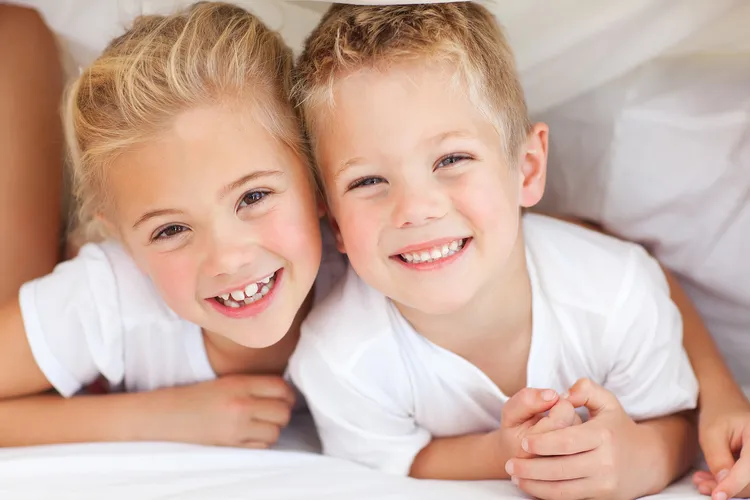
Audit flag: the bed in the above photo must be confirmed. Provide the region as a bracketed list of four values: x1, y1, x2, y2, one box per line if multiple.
[3, 0, 748, 498]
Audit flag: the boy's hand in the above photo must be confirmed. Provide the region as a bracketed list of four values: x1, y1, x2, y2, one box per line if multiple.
[495, 387, 561, 460]
[506, 379, 648, 500]
[693, 394, 750, 499]
[159, 375, 295, 448]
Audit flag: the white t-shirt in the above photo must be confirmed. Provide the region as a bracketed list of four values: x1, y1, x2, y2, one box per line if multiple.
[289, 214, 699, 476]
[19, 224, 346, 398]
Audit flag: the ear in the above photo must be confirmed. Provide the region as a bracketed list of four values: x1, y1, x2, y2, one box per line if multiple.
[327, 215, 347, 254]
[518, 123, 549, 208]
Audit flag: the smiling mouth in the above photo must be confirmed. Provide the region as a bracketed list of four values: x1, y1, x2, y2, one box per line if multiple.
[396, 238, 469, 264]
[214, 270, 279, 308]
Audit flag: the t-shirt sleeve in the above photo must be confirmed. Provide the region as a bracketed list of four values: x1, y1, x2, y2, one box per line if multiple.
[602, 246, 698, 420]
[18, 243, 125, 397]
[289, 335, 431, 476]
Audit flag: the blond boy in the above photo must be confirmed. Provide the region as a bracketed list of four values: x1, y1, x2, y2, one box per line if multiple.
[290, 4, 698, 499]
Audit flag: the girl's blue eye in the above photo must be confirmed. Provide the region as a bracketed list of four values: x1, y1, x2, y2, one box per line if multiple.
[153, 224, 188, 241]
[349, 176, 385, 190]
[436, 154, 470, 169]
[238, 190, 269, 209]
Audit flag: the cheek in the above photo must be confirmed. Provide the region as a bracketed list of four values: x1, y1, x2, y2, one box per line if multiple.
[262, 188, 323, 268]
[139, 251, 200, 307]
[334, 198, 380, 258]
[453, 167, 519, 229]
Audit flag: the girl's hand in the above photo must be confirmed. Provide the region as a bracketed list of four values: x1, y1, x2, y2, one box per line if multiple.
[159, 375, 295, 448]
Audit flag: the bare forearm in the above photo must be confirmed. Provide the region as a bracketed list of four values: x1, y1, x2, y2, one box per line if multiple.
[0, 391, 175, 447]
[635, 413, 697, 496]
[663, 270, 745, 407]
[409, 433, 508, 480]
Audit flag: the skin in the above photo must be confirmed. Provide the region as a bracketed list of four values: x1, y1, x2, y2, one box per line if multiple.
[0, 104, 324, 448]
[0, 5, 63, 303]
[311, 60, 695, 498]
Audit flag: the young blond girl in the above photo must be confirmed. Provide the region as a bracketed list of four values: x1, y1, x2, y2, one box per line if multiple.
[0, 2, 343, 448]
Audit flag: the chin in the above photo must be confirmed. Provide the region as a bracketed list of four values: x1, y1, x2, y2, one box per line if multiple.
[399, 294, 473, 317]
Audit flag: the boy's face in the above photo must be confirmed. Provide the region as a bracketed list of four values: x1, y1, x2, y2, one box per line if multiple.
[107, 105, 322, 348]
[315, 62, 547, 315]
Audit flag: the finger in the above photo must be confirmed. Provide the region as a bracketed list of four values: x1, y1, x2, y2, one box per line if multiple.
[502, 388, 558, 428]
[243, 421, 282, 445]
[701, 425, 736, 479]
[239, 441, 271, 450]
[524, 421, 603, 456]
[693, 470, 714, 484]
[513, 476, 593, 500]
[564, 378, 620, 418]
[251, 398, 293, 427]
[245, 376, 296, 405]
[506, 452, 595, 481]
[527, 400, 579, 437]
[714, 441, 750, 500]
[697, 481, 717, 496]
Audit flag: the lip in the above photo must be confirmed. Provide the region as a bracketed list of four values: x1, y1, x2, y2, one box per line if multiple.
[211, 270, 279, 299]
[391, 238, 471, 271]
[206, 268, 283, 319]
[392, 236, 469, 256]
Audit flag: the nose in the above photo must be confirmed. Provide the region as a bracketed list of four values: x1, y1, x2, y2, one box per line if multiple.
[391, 180, 449, 228]
[203, 225, 255, 278]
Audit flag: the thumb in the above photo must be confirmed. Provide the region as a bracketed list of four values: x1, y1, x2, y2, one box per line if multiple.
[564, 378, 619, 418]
[502, 387, 558, 428]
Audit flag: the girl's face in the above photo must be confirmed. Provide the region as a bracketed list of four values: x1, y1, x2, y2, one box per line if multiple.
[106, 104, 322, 348]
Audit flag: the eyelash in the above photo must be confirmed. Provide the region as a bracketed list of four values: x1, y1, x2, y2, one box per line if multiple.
[150, 190, 270, 242]
[346, 154, 472, 191]
[237, 189, 270, 210]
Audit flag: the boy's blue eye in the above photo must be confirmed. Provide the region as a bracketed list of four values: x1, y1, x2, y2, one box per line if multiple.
[349, 176, 385, 190]
[436, 154, 470, 169]
[238, 190, 269, 209]
[153, 224, 188, 241]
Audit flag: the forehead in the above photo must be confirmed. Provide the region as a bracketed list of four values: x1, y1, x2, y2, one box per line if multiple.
[107, 105, 298, 211]
[313, 62, 497, 165]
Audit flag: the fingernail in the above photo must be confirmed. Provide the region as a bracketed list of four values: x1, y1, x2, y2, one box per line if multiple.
[560, 392, 569, 400]
[542, 390, 556, 401]
[717, 469, 729, 482]
[521, 438, 529, 452]
[713, 492, 727, 500]
[505, 461, 514, 475]
[511, 476, 519, 485]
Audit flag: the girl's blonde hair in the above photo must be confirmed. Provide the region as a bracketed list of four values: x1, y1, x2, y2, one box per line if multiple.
[65, 2, 301, 241]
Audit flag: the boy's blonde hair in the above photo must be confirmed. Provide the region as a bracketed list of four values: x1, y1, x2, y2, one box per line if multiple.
[65, 2, 301, 241]
[292, 2, 531, 163]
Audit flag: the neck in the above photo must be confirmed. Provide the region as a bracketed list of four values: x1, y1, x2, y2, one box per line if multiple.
[396, 232, 532, 356]
[203, 288, 315, 377]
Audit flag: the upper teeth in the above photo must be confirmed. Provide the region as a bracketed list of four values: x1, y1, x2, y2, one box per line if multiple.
[217, 272, 276, 304]
[401, 239, 464, 263]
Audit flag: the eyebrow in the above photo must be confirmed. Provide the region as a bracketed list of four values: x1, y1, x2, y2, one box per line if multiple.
[131, 170, 283, 229]
[218, 169, 283, 199]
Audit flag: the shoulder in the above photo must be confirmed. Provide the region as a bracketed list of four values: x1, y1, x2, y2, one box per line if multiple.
[523, 214, 664, 316]
[297, 265, 399, 371]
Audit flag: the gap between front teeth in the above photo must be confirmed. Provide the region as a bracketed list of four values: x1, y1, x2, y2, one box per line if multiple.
[401, 239, 464, 264]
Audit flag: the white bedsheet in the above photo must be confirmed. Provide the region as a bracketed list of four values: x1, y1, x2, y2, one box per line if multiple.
[0, 416, 703, 500]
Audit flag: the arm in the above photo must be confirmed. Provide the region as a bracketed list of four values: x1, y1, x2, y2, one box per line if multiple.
[0, 5, 64, 303]
[635, 413, 697, 494]
[410, 433, 509, 480]
[0, 391, 178, 447]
